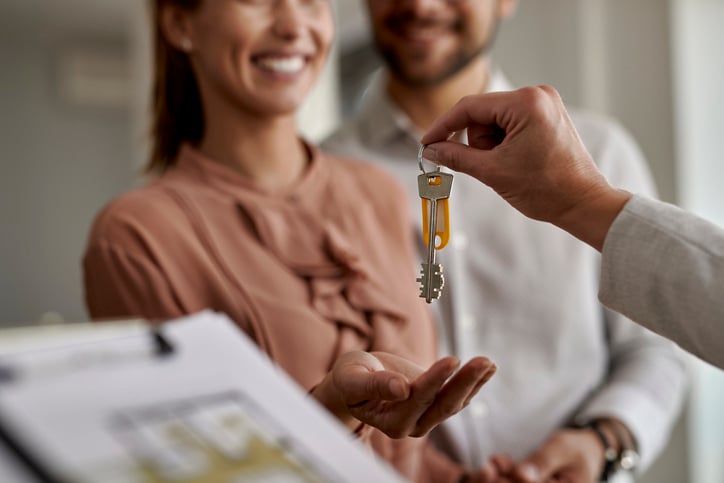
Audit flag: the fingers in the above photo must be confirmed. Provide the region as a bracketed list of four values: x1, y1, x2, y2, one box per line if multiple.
[422, 141, 496, 178]
[472, 454, 515, 483]
[333, 364, 410, 406]
[479, 462, 498, 482]
[463, 358, 497, 405]
[490, 453, 515, 475]
[412, 357, 496, 436]
[467, 123, 507, 150]
[406, 356, 460, 417]
[420, 85, 564, 149]
[513, 437, 567, 483]
[420, 93, 511, 145]
[468, 463, 501, 483]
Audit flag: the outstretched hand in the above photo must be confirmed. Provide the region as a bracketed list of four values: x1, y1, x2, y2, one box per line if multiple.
[419, 86, 632, 251]
[312, 351, 496, 439]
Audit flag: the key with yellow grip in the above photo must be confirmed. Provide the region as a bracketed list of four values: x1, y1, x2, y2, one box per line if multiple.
[416, 170, 453, 303]
[420, 175, 451, 250]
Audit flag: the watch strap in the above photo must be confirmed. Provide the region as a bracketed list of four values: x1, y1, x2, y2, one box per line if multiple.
[605, 421, 640, 472]
[576, 420, 618, 482]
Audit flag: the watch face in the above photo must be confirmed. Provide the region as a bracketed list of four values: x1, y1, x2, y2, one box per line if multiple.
[605, 447, 618, 462]
[620, 449, 640, 471]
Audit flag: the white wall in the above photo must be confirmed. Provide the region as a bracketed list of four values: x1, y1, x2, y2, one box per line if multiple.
[672, 0, 724, 224]
[0, 21, 134, 325]
[671, 3, 724, 483]
[495, 0, 678, 203]
[297, 47, 340, 143]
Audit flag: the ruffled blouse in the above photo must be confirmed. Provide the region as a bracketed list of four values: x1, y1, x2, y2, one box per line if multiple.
[84, 143, 462, 482]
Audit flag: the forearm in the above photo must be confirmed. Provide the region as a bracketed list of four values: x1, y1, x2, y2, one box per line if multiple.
[555, 186, 632, 252]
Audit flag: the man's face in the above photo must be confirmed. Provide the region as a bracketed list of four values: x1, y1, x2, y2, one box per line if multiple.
[366, 0, 512, 87]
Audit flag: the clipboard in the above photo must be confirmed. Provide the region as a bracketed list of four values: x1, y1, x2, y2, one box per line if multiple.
[0, 311, 404, 483]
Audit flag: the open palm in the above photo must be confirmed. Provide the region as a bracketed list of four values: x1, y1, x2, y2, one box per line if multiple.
[328, 351, 496, 439]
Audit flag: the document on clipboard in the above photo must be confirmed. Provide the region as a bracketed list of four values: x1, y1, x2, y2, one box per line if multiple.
[0, 311, 404, 483]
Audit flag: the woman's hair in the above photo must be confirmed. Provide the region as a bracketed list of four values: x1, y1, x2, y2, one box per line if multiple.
[147, 0, 203, 174]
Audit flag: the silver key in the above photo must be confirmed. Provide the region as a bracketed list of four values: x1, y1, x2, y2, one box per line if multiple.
[416, 171, 453, 303]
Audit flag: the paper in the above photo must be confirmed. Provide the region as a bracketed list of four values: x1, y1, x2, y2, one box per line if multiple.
[0, 311, 404, 483]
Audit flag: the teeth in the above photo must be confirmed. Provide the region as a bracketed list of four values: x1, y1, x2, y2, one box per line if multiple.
[255, 56, 305, 74]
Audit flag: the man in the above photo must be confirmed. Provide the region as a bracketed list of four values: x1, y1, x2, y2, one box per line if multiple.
[323, 1, 686, 482]
[421, 86, 724, 372]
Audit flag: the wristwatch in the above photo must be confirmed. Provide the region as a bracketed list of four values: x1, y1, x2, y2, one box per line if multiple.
[572, 419, 641, 481]
[568, 420, 618, 482]
[607, 421, 641, 473]
[581, 420, 619, 482]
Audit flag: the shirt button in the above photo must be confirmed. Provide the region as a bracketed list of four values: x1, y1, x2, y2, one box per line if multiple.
[470, 400, 489, 418]
[454, 233, 468, 249]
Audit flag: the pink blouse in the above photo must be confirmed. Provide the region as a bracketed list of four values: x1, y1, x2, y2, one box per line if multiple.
[83, 143, 464, 482]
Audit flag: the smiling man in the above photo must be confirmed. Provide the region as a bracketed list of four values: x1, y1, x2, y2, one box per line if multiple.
[323, 1, 687, 482]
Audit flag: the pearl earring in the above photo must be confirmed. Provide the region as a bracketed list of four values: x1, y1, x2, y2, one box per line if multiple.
[180, 38, 193, 52]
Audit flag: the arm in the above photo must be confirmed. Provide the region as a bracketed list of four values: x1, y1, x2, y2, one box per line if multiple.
[84, 239, 184, 321]
[420, 86, 724, 370]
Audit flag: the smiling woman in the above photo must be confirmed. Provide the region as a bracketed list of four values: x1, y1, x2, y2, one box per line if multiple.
[147, 0, 334, 174]
[81, 0, 496, 481]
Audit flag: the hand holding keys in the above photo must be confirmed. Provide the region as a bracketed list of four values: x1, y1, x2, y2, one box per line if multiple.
[417, 145, 454, 303]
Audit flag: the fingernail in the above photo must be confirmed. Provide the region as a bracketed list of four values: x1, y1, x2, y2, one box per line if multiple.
[519, 463, 539, 482]
[389, 379, 407, 399]
[422, 146, 437, 163]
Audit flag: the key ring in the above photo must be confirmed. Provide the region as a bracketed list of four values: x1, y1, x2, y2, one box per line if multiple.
[418, 144, 440, 174]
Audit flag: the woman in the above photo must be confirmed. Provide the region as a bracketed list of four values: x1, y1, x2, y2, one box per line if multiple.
[83, 1, 495, 480]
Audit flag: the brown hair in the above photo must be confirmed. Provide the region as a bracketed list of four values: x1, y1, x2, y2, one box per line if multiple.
[147, 0, 203, 174]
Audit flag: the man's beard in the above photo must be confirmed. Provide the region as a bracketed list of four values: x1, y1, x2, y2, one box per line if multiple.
[373, 20, 500, 88]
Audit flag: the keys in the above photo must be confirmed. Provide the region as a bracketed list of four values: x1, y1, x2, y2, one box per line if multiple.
[416, 170, 453, 303]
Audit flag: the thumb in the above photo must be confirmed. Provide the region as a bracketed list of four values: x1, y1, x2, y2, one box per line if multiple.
[423, 141, 495, 181]
[514, 441, 566, 483]
[334, 365, 410, 406]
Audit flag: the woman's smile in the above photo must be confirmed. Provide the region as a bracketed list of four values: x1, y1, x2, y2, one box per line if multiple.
[252, 52, 310, 77]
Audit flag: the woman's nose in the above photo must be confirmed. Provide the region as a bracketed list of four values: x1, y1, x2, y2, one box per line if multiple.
[273, 0, 307, 39]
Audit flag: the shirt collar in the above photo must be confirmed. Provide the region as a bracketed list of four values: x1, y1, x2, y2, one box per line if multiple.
[170, 140, 329, 205]
[357, 63, 514, 149]
[356, 71, 415, 148]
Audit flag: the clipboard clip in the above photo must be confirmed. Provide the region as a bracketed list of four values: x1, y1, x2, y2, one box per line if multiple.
[151, 327, 175, 357]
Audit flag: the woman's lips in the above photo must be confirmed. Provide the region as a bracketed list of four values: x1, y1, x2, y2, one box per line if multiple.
[253, 54, 308, 75]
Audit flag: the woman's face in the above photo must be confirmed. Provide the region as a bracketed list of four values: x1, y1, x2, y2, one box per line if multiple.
[172, 0, 334, 117]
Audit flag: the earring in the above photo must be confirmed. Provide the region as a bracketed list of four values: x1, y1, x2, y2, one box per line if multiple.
[180, 38, 193, 52]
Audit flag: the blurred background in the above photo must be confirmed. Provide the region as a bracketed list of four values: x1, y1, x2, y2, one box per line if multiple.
[0, 0, 722, 481]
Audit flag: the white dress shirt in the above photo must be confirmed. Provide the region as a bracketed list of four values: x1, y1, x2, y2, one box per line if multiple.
[323, 68, 687, 473]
